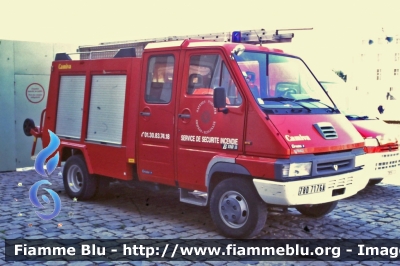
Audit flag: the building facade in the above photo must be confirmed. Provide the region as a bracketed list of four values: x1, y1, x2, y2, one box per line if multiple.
[349, 35, 400, 100]
[345, 34, 400, 121]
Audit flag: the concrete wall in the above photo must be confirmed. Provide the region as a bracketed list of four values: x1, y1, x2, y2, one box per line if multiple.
[0, 40, 77, 172]
[0, 40, 17, 171]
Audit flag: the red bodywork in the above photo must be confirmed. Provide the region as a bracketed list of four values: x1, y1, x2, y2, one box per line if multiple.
[30, 40, 364, 192]
[36, 58, 140, 180]
[350, 119, 399, 153]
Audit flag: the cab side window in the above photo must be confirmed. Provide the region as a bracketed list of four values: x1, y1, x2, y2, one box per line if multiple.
[220, 63, 242, 106]
[210, 61, 242, 106]
[187, 54, 242, 106]
[187, 55, 218, 95]
[187, 55, 221, 95]
[145, 55, 174, 103]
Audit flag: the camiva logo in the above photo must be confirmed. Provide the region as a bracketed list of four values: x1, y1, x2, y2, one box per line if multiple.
[29, 130, 62, 220]
[58, 64, 71, 70]
[285, 134, 311, 142]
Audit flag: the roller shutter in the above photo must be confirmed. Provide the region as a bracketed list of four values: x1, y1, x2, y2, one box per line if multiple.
[87, 75, 126, 144]
[55, 76, 86, 139]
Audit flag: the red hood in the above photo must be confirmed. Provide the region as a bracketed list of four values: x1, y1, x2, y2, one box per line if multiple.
[269, 114, 364, 154]
[350, 119, 393, 138]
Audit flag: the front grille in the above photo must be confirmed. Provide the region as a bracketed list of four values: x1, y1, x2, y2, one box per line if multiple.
[317, 159, 351, 174]
[314, 122, 338, 139]
[327, 176, 354, 189]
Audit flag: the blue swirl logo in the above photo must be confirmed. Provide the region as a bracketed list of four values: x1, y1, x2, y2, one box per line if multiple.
[34, 130, 60, 177]
[31, 130, 62, 220]
[29, 180, 62, 220]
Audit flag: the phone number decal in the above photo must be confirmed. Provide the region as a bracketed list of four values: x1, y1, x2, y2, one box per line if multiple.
[141, 132, 170, 140]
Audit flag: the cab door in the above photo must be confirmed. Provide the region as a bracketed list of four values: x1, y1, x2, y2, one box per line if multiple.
[137, 51, 180, 186]
[176, 50, 246, 191]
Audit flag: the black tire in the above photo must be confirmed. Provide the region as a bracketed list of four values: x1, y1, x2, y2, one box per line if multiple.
[63, 155, 98, 200]
[210, 177, 267, 238]
[295, 201, 338, 218]
[23, 118, 35, 136]
[368, 179, 383, 186]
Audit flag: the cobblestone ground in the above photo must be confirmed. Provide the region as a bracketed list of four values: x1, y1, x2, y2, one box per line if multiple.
[1, 168, 400, 266]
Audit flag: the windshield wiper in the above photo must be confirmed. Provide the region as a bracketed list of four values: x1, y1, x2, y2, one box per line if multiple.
[294, 98, 338, 113]
[262, 97, 294, 102]
[262, 97, 311, 112]
[345, 115, 369, 120]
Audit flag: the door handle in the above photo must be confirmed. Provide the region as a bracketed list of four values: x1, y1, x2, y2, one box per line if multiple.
[178, 114, 191, 119]
[140, 112, 151, 117]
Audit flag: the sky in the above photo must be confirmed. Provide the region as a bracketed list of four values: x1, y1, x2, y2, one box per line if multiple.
[1, 0, 399, 71]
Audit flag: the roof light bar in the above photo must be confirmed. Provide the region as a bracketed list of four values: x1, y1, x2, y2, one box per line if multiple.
[232, 29, 295, 44]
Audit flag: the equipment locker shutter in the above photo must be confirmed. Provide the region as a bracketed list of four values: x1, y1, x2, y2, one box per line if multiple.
[55, 76, 86, 139]
[87, 75, 126, 144]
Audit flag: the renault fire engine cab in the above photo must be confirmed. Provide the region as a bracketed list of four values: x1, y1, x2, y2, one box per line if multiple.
[24, 29, 368, 238]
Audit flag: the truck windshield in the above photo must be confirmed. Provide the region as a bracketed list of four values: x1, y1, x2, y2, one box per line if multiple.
[234, 52, 336, 112]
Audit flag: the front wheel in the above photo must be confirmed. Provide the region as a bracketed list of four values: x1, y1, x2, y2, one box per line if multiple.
[295, 201, 338, 218]
[210, 177, 267, 238]
[63, 155, 98, 200]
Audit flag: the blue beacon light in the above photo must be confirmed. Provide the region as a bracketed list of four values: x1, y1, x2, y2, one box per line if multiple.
[232, 31, 241, 43]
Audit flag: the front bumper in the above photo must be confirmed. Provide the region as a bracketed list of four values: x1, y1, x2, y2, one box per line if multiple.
[363, 150, 400, 181]
[253, 169, 368, 206]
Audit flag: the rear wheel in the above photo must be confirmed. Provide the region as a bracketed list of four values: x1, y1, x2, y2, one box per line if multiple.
[295, 201, 338, 217]
[210, 177, 267, 238]
[63, 155, 98, 200]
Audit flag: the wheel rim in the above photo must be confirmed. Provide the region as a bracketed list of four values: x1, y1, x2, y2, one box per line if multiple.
[67, 165, 84, 193]
[218, 190, 249, 229]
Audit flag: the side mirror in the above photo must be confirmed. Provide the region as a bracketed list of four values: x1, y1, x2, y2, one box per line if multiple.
[213, 87, 228, 114]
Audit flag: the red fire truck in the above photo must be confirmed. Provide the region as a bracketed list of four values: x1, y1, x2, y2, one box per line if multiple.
[23, 29, 368, 238]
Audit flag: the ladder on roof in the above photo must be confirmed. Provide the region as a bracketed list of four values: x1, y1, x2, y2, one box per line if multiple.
[76, 28, 312, 59]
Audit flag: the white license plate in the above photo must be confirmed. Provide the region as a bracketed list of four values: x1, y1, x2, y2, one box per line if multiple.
[298, 183, 325, 196]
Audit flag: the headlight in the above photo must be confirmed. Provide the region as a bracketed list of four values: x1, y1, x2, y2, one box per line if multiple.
[282, 162, 312, 177]
[364, 137, 379, 147]
[354, 154, 366, 168]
